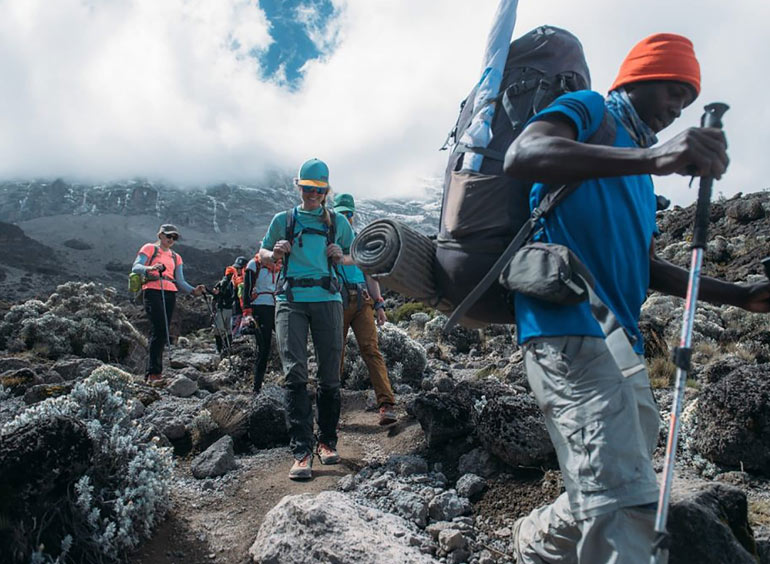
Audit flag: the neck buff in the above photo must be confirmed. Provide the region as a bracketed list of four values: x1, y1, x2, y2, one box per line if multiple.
[605, 88, 658, 148]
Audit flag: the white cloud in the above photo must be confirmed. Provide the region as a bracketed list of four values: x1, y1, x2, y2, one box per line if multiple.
[0, 0, 767, 207]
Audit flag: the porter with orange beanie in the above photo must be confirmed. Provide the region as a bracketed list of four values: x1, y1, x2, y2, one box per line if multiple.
[503, 30, 758, 564]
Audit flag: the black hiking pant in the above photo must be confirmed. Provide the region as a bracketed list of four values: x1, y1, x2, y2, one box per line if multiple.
[143, 288, 176, 376]
[275, 300, 343, 459]
[252, 304, 275, 393]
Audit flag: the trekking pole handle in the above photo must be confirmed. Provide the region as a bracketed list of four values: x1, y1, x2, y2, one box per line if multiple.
[692, 102, 729, 249]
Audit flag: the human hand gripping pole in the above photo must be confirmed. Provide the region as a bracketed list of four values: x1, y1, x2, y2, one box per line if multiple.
[651, 102, 729, 564]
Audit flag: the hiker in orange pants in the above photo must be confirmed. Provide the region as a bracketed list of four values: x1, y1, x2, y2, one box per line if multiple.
[334, 193, 397, 425]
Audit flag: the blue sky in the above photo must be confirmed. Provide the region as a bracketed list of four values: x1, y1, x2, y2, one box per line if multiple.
[257, 0, 339, 88]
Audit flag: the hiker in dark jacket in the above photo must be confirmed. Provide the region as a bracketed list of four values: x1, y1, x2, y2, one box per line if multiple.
[132, 224, 205, 384]
[240, 253, 281, 393]
[333, 193, 397, 426]
[504, 33, 770, 563]
[210, 262, 239, 353]
[258, 158, 354, 480]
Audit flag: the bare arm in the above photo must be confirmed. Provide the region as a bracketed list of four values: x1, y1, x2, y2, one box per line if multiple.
[365, 274, 383, 301]
[649, 238, 770, 312]
[504, 117, 728, 184]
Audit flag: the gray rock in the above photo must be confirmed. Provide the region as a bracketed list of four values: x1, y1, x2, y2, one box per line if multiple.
[0, 358, 32, 373]
[425, 521, 454, 540]
[338, 474, 356, 492]
[392, 490, 429, 528]
[691, 358, 770, 471]
[0, 368, 42, 396]
[435, 377, 454, 393]
[23, 383, 73, 404]
[458, 448, 501, 478]
[438, 529, 466, 552]
[249, 491, 435, 564]
[197, 370, 234, 392]
[455, 473, 486, 499]
[169, 350, 220, 371]
[167, 375, 198, 398]
[51, 358, 103, 381]
[428, 491, 470, 522]
[447, 548, 471, 564]
[473, 390, 554, 468]
[191, 435, 236, 479]
[204, 387, 289, 452]
[386, 454, 429, 476]
[668, 483, 757, 563]
[727, 198, 765, 223]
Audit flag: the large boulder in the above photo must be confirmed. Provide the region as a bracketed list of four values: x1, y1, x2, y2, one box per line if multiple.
[473, 389, 554, 467]
[668, 483, 758, 563]
[249, 491, 434, 564]
[204, 387, 289, 452]
[0, 415, 93, 561]
[690, 358, 770, 471]
[413, 379, 552, 467]
[51, 357, 104, 381]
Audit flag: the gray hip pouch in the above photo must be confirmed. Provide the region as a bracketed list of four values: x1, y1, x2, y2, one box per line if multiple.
[499, 242, 595, 305]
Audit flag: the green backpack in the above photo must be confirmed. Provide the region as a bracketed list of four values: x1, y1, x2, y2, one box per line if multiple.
[128, 245, 179, 294]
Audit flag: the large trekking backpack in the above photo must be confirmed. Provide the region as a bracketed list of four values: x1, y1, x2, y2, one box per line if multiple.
[435, 26, 592, 326]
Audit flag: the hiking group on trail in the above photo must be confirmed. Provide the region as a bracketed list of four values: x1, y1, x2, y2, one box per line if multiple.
[124, 20, 770, 563]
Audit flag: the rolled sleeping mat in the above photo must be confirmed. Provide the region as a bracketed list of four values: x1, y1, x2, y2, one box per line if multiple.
[352, 219, 447, 308]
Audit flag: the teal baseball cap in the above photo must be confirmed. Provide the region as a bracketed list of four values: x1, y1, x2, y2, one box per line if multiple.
[333, 193, 355, 214]
[296, 158, 330, 188]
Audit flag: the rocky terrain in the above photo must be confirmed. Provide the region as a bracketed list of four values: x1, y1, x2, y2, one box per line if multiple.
[0, 187, 770, 563]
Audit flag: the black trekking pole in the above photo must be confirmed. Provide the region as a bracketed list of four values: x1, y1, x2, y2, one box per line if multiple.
[651, 102, 729, 564]
[158, 265, 172, 348]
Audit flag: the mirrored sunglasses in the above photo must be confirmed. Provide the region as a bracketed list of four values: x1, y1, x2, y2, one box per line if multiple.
[301, 185, 328, 195]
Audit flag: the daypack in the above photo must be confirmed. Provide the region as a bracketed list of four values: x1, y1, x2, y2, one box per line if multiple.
[277, 207, 341, 301]
[128, 245, 179, 294]
[435, 25, 599, 326]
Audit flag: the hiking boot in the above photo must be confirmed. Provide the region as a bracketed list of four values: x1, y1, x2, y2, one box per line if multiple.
[316, 442, 340, 465]
[378, 404, 397, 426]
[145, 373, 165, 387]
[288, 453, 313, 480]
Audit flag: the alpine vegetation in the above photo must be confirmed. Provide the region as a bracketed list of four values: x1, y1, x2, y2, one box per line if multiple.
[1, 365, 173, 563]
[0, 282, 145, 362]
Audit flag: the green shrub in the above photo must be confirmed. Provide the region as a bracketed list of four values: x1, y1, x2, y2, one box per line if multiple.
[388, 301, 435, 324]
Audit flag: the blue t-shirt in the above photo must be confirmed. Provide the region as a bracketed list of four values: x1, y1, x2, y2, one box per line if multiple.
[338, 232, 366, 285]
[261, 206, 354, 303]
[514, 90, 658, 354]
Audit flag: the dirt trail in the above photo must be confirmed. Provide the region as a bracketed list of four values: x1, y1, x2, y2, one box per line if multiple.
[134, 392, 424, 564]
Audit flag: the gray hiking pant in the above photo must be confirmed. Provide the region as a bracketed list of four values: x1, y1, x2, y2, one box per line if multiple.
[275, 300, 343, 459]
[514, 336, 660, 564]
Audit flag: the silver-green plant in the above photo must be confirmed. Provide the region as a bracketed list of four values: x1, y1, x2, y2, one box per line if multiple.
[2, 366, 173, 562]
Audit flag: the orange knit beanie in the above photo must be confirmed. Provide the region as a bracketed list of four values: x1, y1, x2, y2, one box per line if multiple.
[610, 33, 700, 96]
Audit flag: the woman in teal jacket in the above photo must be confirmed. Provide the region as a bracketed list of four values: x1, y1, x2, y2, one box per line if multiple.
[258, 158, 354, 480]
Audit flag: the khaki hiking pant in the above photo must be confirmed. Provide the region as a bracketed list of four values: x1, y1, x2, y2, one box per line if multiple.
[514, 336, 660, 564]
[340, 294, 395, 407]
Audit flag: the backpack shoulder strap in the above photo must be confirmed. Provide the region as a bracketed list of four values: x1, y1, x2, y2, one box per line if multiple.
[285, 208, 296, 244]
[148, 244, 160, 266]
[171, 250, 179, 268]
[327, 210, 337, 245]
